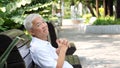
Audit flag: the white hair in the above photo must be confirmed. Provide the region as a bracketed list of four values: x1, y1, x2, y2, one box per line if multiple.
[23, 13, 42, 30]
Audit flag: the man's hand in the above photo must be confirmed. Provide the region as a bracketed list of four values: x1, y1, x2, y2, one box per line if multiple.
[56, 38, 71, 68]
[56, 38, 70, 55]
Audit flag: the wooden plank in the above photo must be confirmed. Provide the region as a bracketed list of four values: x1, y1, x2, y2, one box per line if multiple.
[66, 55, 82, 68]
[0, 29, 24, 39]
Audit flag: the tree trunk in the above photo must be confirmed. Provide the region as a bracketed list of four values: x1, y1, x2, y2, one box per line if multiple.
[96, 0, 99, 17]
[103, 0, 113, 16]
[103, 0, 108, 16]
[86, 0, 96, 17]
[116, 0, 120, 18]
[107, 0, 113, 16]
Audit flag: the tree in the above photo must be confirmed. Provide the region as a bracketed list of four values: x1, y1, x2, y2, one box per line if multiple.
[96, 0, 99, 17]
[85, 0, 96, 17]
[103, 0, 113, 16]
[116, 0, 120, 18]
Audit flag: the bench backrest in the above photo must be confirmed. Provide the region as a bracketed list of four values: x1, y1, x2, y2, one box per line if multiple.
[47, 22, 58, 48]
[0, 29, 34, 68]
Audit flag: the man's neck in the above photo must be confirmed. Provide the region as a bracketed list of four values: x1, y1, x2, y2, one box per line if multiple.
[37, 36, 48, 41]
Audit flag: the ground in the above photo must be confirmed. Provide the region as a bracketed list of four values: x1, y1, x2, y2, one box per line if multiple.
[58, 24, 120, 68]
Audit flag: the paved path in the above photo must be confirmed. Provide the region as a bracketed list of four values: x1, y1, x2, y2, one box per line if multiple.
[58, 25, 120, 68]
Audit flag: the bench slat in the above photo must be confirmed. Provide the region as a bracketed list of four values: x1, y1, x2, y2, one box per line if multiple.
[0, 29, 24, 39]
[66, 55, 82, 68]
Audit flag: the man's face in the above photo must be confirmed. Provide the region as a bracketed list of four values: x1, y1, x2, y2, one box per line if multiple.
[31, 17, 49, 39]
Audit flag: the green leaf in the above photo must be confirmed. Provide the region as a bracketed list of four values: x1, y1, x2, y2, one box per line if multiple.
[0, 18, 4, 25]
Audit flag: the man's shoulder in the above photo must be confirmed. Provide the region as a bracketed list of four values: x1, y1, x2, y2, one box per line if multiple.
[30, 40, 50, 50]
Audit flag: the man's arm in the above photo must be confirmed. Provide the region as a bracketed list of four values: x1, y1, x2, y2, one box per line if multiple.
[56, 39, 69, 68]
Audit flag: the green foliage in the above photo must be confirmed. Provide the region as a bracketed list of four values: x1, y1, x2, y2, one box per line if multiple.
[49, 16, 58, 22]
[64, 11, 71, 19]
[63, 1, 71, 19]
[93, 16, 120, 25]
[82, 13, 92, 23]
[64, 5, 71, 19]
[0, 0, 52, 32]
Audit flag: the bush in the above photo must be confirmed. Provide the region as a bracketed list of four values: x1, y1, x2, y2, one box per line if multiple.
[82, 13, 92, 24]
[93, 16, 120, 25]
[64, 11, 71, 19]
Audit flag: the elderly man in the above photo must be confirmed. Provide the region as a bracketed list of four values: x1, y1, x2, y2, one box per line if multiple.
[23, 13, 73, 68]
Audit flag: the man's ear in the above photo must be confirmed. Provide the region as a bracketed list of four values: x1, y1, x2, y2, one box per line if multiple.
[29, 29, 34, 36]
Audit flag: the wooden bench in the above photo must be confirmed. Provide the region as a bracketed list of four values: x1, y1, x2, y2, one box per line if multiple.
[0, 29, 82, 68]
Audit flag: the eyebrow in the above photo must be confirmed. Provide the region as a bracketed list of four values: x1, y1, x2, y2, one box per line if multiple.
[36, 22, 41, 25]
